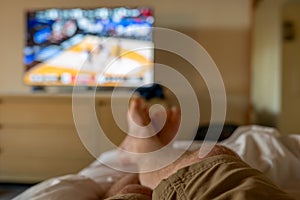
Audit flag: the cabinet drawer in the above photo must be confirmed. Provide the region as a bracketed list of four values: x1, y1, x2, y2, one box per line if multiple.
[0, 126, 94, 159]
[0, 95, 135, 183]
[0, 156, 92, 183]
[0, 101, 74, 126]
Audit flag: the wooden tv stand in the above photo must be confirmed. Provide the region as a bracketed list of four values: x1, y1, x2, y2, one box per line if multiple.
[0, 93, 132, 183]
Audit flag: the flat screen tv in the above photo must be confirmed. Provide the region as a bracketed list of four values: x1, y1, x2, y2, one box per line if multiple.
[23, 7, 154, 88]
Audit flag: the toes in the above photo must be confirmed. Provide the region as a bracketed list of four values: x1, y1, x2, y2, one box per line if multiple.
[170, 106, 181, 127]
[156, 106, 180, 145]
[166, 106, 180, 130]
[150, 108, 167, 132]
[128, 98, 151, 126]
[129, 98, 143, 114]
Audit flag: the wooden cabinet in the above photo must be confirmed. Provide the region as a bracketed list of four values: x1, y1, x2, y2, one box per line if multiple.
[0, 94, 128, 183]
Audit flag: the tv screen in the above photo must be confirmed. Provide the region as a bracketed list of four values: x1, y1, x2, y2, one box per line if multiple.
[23, 7, 154, 87]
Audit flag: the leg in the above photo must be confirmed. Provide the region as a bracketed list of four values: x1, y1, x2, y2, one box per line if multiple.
[118, 98, 238, 188]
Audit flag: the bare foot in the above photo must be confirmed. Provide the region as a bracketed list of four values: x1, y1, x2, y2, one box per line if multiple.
[118, 98, 162, 164]
[126, 98, 154, 138]
[127, 97, 181, 142]
[118, 98, 181, 164]
[154, 106, 180, 145]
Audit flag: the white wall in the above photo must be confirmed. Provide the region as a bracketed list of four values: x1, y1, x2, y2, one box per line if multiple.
[0, 0, 251, 124]
[251, 0, 287, 126]
[279, 1, 300, 134]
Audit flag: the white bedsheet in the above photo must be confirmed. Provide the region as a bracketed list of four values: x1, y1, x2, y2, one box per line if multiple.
[222, 125, 300, 199]
[14, 125, 300, 200]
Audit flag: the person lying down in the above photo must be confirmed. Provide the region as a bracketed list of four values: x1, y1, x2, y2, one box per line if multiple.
[15, 98, 295, 200]
[103, 98, 293, 200]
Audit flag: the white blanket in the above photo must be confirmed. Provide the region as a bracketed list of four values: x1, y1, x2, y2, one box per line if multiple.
[14, 125, 300, 200]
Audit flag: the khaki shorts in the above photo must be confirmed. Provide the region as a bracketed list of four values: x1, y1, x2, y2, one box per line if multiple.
[106, 155, 293, 200]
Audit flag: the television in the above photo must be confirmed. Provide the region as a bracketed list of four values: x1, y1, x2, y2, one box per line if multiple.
[23, 7, 154, 88]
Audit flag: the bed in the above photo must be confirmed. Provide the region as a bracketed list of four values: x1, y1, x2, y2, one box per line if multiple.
[14, 125, 300, 200]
